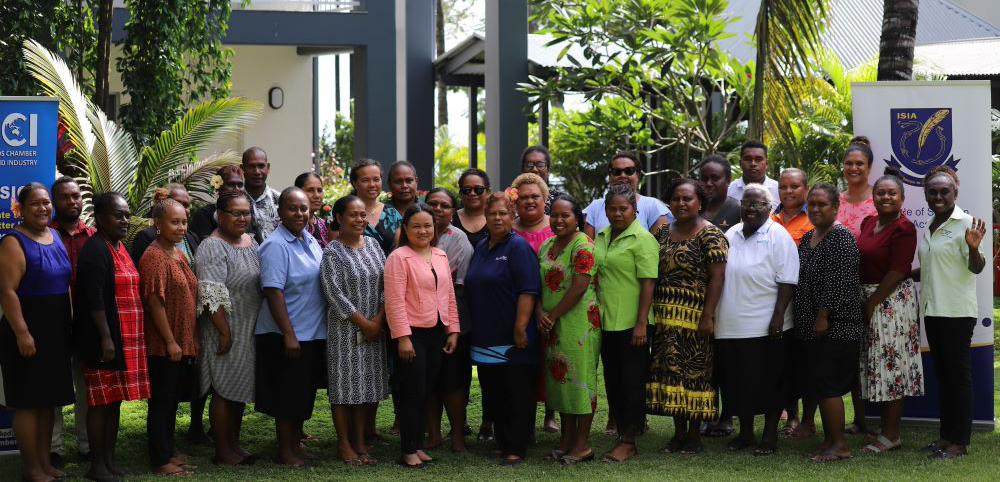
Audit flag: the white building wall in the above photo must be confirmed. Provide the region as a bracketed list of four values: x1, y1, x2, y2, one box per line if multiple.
[107, 44, 314, 191]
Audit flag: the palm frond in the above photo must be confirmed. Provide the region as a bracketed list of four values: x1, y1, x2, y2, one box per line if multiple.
[87, 108, 139, 196]
[132, 98, 261, 213]
[166, 150, 242, 208]
[751, 0, 831, 140]
[22, 39, 96, 175]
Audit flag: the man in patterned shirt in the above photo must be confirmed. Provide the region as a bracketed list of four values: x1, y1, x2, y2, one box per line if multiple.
[520, 145, 565, 215]
[242, 147, 281, 240]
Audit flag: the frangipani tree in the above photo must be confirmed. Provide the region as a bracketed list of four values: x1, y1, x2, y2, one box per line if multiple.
[22, 39, 261, 222]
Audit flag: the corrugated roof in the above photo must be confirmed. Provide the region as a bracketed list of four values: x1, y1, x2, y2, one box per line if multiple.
[717, 0, 1000, 68]
[915, 37, 1000, 75]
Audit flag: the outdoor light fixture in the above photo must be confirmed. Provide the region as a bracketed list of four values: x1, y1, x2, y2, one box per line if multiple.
[268, 87, 284, 109]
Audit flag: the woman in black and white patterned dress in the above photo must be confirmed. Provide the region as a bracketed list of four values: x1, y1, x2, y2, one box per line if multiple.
[320, 195, 390, 465]
[195, 192, 262, 465]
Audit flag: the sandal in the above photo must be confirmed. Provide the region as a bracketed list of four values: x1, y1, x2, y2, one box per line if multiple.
[753, 442, 778, 456]
[659, 438, 684, 454]
[341, 457, 363, 467]
[779, 419, 799, 436]
[862, 435, 901, 454]
[561, 452, 595, 465]
[843, 423, 865, 435]
[680, 440, 704, 455]
[543, 449, 566, 461]
[602, 440, 637, 462]
[358, 453, 378, 466]
[919, 440, 947, 453]
[787, 424, 816, 439]
[810, 449, 852, 463]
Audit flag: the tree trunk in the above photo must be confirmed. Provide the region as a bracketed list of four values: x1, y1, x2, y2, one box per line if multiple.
[93, 0, 113, 111]
[877, 0, 919, 81]
[748, 1, 769, 141]
[436, 0, 448, 126]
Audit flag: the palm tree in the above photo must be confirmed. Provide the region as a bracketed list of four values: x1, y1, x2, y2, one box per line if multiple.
[21, 39, 261, 224]
[748, 0, 832, 141]
[876, 0, 920, 80]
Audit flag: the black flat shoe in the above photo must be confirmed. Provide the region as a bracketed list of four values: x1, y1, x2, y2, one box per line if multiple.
[477, 429, 495, 442]
[500, 457, 524, 466]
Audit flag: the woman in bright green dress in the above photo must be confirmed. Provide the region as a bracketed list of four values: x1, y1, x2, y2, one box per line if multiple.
[536, 193, 601, 464]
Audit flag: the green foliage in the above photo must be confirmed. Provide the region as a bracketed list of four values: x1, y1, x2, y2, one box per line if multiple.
[0, 0, 61, 95]
[317, 108, 355, 180]
[117, 0, 235, 144]
[547, 103, 639, 202]
[523, 0, 754, 177]
[434, 126, 484, 194]
[24, 39, 260, 223]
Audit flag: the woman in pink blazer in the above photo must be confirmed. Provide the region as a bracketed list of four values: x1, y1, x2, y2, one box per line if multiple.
[385, 203, 460, 468]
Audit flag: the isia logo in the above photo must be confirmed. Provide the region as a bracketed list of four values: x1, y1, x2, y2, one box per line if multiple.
[886, 108, 960, 186]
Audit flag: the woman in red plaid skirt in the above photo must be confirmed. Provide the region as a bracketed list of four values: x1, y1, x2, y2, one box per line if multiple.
[75, 192, 151, 482]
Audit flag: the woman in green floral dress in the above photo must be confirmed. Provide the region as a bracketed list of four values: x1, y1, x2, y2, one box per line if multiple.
[537, 193, 601, 464]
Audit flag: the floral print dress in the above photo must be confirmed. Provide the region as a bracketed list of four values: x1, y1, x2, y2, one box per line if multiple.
[539, 232, 601, 415]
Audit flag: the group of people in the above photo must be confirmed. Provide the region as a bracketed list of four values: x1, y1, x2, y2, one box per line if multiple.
[0, 137, 987, 480]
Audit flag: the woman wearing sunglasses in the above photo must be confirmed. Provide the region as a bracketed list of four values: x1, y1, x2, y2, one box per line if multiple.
[582, 152, 672, 241]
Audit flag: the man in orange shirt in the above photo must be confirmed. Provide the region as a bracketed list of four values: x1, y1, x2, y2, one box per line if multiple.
[771, 168, 813, 245]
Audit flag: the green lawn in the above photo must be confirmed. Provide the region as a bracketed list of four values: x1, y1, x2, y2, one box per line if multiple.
[2, 301, 998, 481]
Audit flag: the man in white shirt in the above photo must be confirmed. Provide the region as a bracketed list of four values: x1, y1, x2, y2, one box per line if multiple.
[727, 140, 780, 209]
[242, 147, 281, 241]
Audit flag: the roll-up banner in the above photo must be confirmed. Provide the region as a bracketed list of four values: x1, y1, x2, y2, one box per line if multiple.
[0, 96, 59, 455]
[852, 81, 994, 427]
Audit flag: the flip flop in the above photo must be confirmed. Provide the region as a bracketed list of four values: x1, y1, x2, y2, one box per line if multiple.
[862, 435, 901, 453]
[543, 449, 566, 461]
[680, 441, 704, 455]
[659, 438, 684, 454]
[358, 453, 378, 466]
[810, 449, 852, 463]
[787, 424, 816, 439]
[844, 423, 865, 435]
[341, 457, 363, 467]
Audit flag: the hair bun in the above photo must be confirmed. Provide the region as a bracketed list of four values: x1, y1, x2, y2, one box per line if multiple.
[152, 187, 171, 204]
[850, 135, 871, 147]
[883, 165, 902, 178]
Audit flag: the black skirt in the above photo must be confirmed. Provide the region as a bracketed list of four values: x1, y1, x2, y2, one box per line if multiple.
[715, 332, 791, 417]
[800, 338, 859, 400]
[255, 334, 326, 421]
[436, 333, 472, 394]
[0, 293, 74, 408]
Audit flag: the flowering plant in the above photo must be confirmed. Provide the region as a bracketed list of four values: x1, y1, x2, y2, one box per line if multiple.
[505, 187, 519, 202]
[316, 202, 335, 223]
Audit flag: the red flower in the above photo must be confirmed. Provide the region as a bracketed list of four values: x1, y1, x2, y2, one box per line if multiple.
[322, 204, 332, 212]
[549, 357, 569, 383]
[587, 304, 601, 329]
[573, 249, 595, 273]
[544, 267, 564, 292]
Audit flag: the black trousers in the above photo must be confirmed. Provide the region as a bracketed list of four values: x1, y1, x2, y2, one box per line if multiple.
[924, 316, 975, 446]
[478, 363, 536, 458]
[146, 355, 196, 467]
[601, 328, 649, 438]
[393, 324, 445, 454]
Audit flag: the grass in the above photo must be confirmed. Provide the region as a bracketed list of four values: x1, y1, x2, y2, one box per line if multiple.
[1, 299, 997, 481]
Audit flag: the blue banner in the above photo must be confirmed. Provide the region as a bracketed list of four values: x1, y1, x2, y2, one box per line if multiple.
[0, 97, 58, 454]
[0, 97, 59, 237]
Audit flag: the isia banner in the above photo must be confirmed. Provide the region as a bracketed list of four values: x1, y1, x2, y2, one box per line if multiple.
[0, 96, 58, 454]
[852, 81, 994, 427]
[0, 97, 58, 237]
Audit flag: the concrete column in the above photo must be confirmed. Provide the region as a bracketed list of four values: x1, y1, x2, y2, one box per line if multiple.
[401, 0, 435, 187]
[485, 0, 528, 187]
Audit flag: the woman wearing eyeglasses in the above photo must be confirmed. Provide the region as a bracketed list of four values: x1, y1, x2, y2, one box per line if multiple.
[195, 191, 262, 466]
[582, 152, 672, 241]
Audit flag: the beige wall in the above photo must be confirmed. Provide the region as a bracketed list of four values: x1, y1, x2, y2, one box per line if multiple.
[107, 44, 314, 191]
[951, 0, 1000, 30]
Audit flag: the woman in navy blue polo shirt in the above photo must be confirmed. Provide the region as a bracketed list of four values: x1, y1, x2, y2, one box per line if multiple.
[464, 191, 542, 465]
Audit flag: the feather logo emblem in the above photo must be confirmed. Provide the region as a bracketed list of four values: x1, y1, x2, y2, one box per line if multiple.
[887, 108, 960, 186]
